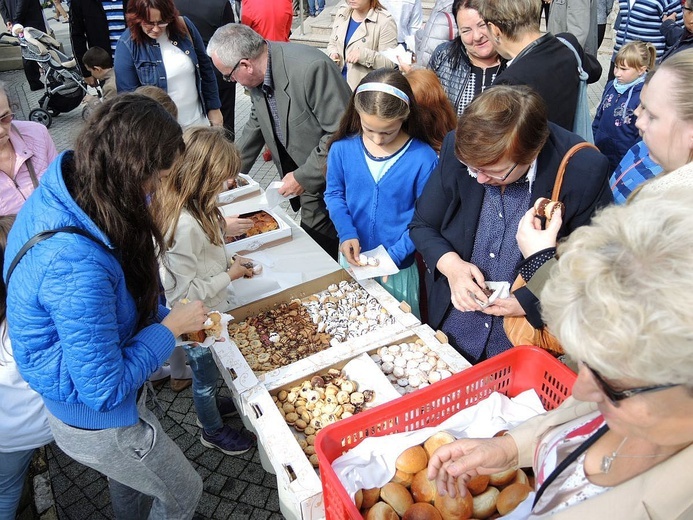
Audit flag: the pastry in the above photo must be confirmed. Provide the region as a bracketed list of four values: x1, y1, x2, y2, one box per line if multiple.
[533, 197, 565, 223]
[226, 210, 279, 243]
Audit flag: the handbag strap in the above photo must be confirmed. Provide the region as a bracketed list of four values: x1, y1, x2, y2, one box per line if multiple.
[444, 11, 455, 40]
[532, 424, 609, 508]
[551, 142, 599, 200]
[556, 36, 589, 82]
[5, 226, 108, 286]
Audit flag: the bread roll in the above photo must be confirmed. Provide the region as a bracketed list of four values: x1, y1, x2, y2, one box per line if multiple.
[381, 482, 414, 517]
[411, 469, 437, 504]
[365, 501, 399, 520]
[423, 431, 456, 459]
[512, 469, 530, 487]
[466, 475, 490, 496]
[403, 502, 443, 520]
[488, 467, 517, 487]
[392, 469, 415, 488]
[355, 489, 363, 510]
[396, 445, 429, 474]
[361, 487, 381, 509]
[434, 488, 473, 520]
[472, 486, 499, 519]
[496, 483, 532, 516]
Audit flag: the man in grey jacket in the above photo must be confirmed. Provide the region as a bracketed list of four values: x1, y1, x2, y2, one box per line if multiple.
[208, 23, 351, 259]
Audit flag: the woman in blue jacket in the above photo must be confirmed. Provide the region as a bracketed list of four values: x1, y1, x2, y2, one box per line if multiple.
[115, 0, 222, 128]
[3, 95, 209, 519]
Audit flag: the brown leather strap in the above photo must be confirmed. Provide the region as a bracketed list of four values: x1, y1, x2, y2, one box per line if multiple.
[551, 142, 598, 200]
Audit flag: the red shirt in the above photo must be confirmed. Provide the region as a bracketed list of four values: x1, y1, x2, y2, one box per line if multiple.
[241, 0, 292, 42]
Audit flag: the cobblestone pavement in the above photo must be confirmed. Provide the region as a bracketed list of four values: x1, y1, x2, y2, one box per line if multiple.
[1, 6, 615, 519]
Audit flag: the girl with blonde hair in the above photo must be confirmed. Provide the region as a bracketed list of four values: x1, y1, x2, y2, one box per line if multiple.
[592, 41, 657, 172]
[152, 126, 256, 455]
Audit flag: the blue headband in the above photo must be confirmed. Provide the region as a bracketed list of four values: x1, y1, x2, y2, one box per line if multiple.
[355, 82, 410, 105]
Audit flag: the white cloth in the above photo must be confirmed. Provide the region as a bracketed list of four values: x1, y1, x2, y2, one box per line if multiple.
[157, 35, 207, 128]
[0, 322, 53, 452]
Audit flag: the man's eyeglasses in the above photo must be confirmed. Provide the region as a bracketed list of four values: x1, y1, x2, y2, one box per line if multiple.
[0, 112, 14, 125]
[582, 362, 677, 406]
[462, 161, 518, 181]
[223, 58, 245, 82]
[684, 6, 693, 12]
[142, 20, 169, 28]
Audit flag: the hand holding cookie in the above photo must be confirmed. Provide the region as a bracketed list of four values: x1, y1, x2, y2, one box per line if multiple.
[162, 299, 208, 339]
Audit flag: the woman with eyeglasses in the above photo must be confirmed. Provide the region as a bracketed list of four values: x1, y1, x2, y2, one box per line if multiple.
[114, 0, 222, 128]
[427, 186, 693, 519]
[0, 81, 58, 216]
[409, 85, 611, 364]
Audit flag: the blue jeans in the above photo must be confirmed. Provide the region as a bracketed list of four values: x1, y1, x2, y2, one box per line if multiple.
[0, 449, 35, 520]
[183, 345, 222, 432]
[308, 0, 324, 13]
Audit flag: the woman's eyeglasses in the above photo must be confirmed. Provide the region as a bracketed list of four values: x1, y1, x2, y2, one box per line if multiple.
[582, 362, 677, 406]
[142, 20, 169, 29]
[0, 112, 14, 125]
[461, 161, 518, 181]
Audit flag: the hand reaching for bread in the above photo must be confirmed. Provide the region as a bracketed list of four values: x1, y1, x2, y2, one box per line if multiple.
[427, 435, 520, 499]
[358, 431, 530, 519]
[161, 299, 208, 339]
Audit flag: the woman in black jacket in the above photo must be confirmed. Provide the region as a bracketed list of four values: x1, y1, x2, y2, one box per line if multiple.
[428, 0, 505, 115]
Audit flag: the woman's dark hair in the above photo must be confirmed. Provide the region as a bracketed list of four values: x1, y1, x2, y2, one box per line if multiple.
[329, 68, 434, 148]
[64, 94, 184, 328]
[455, 85, 549, 167]
[0, 215, 16, 325]
[446, 0, 483, 70]
[126, 0, 188, 45]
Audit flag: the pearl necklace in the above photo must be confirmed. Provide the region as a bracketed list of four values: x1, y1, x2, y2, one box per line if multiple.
[601, 437, 675, 473]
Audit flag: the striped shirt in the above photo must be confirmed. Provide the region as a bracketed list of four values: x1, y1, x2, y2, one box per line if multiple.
[103, 0, 126, 55]
[612, 0, 683, 58]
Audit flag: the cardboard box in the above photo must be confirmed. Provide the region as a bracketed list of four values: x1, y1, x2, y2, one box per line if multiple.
[223, 207, 292, 255]
[217, 173, 260, 204]
[215, 270, 420, 395]
[232, 353, 401, 520]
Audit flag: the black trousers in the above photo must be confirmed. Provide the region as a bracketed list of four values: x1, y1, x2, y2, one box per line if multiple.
[300, 222, 339, 261]
[214, 67, 236, 140]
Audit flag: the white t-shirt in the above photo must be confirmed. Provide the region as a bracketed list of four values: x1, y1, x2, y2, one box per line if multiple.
[0, 321, 53, 452]
[157, 35, 207, 128]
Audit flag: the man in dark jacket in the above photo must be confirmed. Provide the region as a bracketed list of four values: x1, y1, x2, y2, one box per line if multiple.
[69, 0, 126, 85]
[1, 0, 46, 90]
[175, 0, 236, 138]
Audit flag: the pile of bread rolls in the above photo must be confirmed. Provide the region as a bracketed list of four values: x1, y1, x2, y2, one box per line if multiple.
[356, 431, 533, 519]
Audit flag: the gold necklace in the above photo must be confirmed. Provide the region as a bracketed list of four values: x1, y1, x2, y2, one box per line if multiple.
[601, 437, 676, 473]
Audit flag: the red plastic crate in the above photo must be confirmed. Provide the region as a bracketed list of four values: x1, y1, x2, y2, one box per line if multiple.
[315, 346, 576, 520]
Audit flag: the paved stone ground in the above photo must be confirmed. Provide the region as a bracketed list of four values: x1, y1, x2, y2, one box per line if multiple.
[1, 6, 616, 520]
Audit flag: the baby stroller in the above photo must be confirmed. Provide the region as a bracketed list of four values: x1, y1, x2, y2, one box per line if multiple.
[11, 24, 89, 128]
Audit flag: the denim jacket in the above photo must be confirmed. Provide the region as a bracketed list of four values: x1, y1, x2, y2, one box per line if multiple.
[114, 17, 220, 114]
